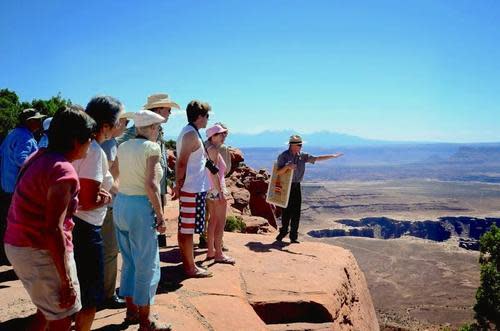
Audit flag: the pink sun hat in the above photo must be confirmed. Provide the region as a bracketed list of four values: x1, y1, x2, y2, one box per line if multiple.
[206, 124, 228, 139]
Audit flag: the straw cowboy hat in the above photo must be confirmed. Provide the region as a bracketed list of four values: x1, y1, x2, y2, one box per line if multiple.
[143, 93, 180, 110]
[19, 108, 46, 123]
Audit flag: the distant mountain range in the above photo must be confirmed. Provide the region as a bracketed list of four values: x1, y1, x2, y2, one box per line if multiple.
[223, 130, 386, 148]
[166, 129, 499, 148]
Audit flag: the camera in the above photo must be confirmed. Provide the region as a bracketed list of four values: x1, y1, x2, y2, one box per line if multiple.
[205, 159, 219, 174]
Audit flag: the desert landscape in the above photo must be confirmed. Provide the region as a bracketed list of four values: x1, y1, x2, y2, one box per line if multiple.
[297, 179, 500, 330]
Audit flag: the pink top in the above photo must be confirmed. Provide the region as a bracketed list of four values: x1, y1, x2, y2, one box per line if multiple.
[208, 153, 227, 192]
[4, 150, 80, 252]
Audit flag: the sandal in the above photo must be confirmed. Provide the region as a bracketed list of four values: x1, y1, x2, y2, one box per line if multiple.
[186, 269, 213, 278]
[215, 256, 236, 265]
[139, 321, 172, 331]
[123, 311, 140, 325]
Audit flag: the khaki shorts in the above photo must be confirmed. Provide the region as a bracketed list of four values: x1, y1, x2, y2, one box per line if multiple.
[5, 244, 82, 320]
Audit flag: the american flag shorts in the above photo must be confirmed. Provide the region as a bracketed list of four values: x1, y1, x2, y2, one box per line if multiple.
[178, 191, 207, 235]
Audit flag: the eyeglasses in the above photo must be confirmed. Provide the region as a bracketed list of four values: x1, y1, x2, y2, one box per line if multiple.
[152, 107, 171, 114]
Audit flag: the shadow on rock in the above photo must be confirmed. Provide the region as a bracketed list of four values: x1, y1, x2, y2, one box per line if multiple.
[0, 268, 17, 284]
[93, 323, 129, 331]
[245, 241, 316, 257]
[0, 314, 32, 331]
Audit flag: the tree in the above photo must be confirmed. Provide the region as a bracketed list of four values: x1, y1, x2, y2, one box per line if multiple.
[0, 89, 21, 140]
[0, 89, 71, 141]
[474, 225, 500, 329]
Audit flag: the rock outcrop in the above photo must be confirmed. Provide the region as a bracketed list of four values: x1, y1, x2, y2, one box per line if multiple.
[226, 160, 279, 229]
[0, 201, 379, 331]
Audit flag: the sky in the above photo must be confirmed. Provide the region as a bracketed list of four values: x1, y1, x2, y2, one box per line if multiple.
[1, 0, 499, 143]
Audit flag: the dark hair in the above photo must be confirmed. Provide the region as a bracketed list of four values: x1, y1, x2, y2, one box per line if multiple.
[47, 105, 96, 154]
[186, 100, 211, 123]
[85, 95, 123, 130]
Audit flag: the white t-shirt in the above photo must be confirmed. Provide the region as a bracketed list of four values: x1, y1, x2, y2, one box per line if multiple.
[72, 140, 113, 226]
[117, 139, 163, 196]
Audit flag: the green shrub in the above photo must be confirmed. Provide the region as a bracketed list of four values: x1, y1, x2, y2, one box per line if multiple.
[459, 323, 479, 331]
[225, 215, 246, 232]
[473, 225, 500, 329]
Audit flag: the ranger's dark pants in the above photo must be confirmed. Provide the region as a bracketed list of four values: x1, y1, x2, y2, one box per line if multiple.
[279, 183, 302, 240]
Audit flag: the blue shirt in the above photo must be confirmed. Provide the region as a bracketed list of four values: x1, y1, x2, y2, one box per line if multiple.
[38, 134, 49, 148]
[0, 127, 38, 193]
[277, 149, 317, 183]
[100, 138, 118, 163]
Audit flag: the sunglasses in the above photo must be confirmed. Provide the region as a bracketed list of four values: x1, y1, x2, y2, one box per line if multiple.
[204, 113, 210, 119]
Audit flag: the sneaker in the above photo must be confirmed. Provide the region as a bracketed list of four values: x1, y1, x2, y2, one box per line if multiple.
[100, 294, 126, 310]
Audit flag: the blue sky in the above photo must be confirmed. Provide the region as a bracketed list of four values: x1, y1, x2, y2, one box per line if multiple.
[1, 0, 499, 142]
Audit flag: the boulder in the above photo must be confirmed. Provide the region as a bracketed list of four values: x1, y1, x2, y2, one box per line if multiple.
[228, 147, 244, 174]
[248, 179, 278, 228]
[240, 215, 275, 234]
[231, 186, 251, 213]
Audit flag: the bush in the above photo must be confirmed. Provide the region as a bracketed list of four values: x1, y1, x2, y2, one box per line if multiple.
[473, 225, 500, 329]
[0, 89, 71, 141]
[225, 215, 246, 232]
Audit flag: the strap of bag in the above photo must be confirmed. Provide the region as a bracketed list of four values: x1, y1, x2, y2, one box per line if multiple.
[188, 123, 214, 162]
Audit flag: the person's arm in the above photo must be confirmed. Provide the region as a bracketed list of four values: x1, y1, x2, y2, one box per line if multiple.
[78, 178, 111, 210]
[144, 155, 166, 233]
[314, 153, 344, 162]
[76, 146, 112, 210]
[109, 157, 119, 194]
[207, 147, 225, 202]
[45, 180, 77, 308]
[276, 153, 296, 175]
[14, 137, 37, 167]
[173, 131, 197, 199]
[276, 163, 296, 176]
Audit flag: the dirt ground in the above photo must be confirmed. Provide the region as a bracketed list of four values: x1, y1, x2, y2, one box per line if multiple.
[298, 179, 500, 330]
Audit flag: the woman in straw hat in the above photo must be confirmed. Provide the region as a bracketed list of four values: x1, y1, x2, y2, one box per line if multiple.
[113, 110, 171, 331]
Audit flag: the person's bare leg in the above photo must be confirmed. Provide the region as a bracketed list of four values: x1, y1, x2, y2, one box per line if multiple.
[178, 233, 202, 274]
[125, 296, 138, 323]
[138, 304, 151, 329]
[28, 309, 47, 331]
[206, 200, 217, 258]
[47, 316, 72, 331]
[75, 307, 96, 331]
[215, 202, 228, 260]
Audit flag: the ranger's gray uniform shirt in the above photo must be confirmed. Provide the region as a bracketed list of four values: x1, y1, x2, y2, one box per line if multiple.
[277, 150, 317, 183]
